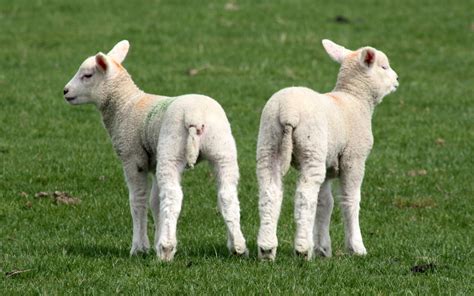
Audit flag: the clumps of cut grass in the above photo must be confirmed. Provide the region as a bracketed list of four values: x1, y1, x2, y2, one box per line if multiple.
[407, 169, 428, 177]
[393, 196, 437, 209]
[33, 191, 81, 205]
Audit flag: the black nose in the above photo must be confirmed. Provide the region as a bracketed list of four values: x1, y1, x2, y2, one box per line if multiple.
[63, 88, 69, 95]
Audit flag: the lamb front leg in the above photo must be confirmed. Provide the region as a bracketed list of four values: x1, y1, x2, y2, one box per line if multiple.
[150, 175, 160, 248]
[340, 158, 367, 256]
[124, 164, 150, 255]
[313, 180, 334, 257]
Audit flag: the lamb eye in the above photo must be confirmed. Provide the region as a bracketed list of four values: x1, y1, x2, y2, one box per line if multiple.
[83, 73, 93, 79]
[381, 65, 388, 70]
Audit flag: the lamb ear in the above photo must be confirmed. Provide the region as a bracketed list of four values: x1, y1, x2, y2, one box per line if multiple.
[360, 47, 376, 68]
[107, 40, 130, 64]
[95, 53, 109, 72]
[322, 39, 352, 63]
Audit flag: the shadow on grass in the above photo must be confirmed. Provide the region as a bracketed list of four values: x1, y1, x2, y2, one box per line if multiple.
[179, 242, 237, 260]
[60, 242, 238, 260]
[60, 241, 347, 263]
[62, 243, 132, 259]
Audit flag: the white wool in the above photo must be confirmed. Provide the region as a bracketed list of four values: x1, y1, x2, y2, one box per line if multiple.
[64, 41, 247, 261]
[256, 39, 399, 260]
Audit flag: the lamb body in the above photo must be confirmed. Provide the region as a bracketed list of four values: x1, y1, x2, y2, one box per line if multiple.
[63, 41, 247, 261]
[256, 39, 399, 260]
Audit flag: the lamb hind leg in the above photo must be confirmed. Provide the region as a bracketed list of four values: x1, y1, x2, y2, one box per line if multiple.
[212, 156, 248, 256]
[256, 151, 283, 261]
[124, 165, 150, 255]
[293, 162, 325, 260]
[155, 160, 185, 262]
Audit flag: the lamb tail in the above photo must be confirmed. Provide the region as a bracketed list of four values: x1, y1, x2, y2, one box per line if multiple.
[186, 126, 200, 169]
[280, 124, 293, 176]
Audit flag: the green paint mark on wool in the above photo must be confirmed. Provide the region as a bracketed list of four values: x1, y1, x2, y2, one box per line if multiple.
[144, 97, 176, 129]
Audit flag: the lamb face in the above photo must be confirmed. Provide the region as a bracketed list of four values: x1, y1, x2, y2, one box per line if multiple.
[63, 56, 104, 105]
[370, 50, 399, 97]
[353, 48, 399, 100]
[63, 41, 130, 106]
[322, 39, 399, 104]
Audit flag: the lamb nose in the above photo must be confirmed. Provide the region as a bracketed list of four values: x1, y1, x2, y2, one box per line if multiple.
[63, 88, 69, 95]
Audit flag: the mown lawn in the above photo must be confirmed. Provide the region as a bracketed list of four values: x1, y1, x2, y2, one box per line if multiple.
[1, 0, 473, 294]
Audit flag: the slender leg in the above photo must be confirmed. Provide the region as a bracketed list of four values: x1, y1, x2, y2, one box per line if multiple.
[257, 151, 283, 260]
[150, 175, 160, 247]
[313, 180, 334, 257]
[124, 165, 150, 255]
[340, 158, 367, 255]
[293, 162, 325, 260]
[155, 161, 184, 261]
[213, 157, 247, 256]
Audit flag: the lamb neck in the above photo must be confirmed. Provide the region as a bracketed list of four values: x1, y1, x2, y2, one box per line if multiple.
[98, 73, 144, 135]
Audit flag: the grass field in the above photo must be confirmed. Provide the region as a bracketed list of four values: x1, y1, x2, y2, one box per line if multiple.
[1, 0, 473, 294]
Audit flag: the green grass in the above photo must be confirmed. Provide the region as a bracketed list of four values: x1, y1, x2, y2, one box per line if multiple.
[1, 0, 473, 294]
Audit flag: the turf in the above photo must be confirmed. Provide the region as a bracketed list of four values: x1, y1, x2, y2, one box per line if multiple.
[1, 0, 473, 294]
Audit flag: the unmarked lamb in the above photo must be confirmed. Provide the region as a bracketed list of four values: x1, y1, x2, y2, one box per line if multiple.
[256, 39, 399, 260]
[63, 41, 247, 261]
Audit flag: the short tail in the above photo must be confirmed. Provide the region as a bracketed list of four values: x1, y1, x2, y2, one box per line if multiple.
[186, 125, 201, 168]
[280, 124, 294, 176]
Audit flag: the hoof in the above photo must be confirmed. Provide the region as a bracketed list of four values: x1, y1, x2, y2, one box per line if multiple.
[314, 246, 332, 258]
[157, 244, 176, 262]
[347, 243, 367, 256]
[130, 241, 150, 256]
[231, 247, 249, 257]
[295, 249, 313, 261]
[258, 247, 276, 261]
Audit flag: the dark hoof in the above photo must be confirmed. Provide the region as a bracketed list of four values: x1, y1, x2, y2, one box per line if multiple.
[295, 249, 312, 260]
[157, 245, 176, 262]
[314, 246, 332, 258]
[258, 247, 276, 261]
[232, 248, 249, 257]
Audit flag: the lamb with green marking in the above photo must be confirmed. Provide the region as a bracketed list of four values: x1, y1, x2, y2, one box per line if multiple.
[63, 40, 247, 261]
